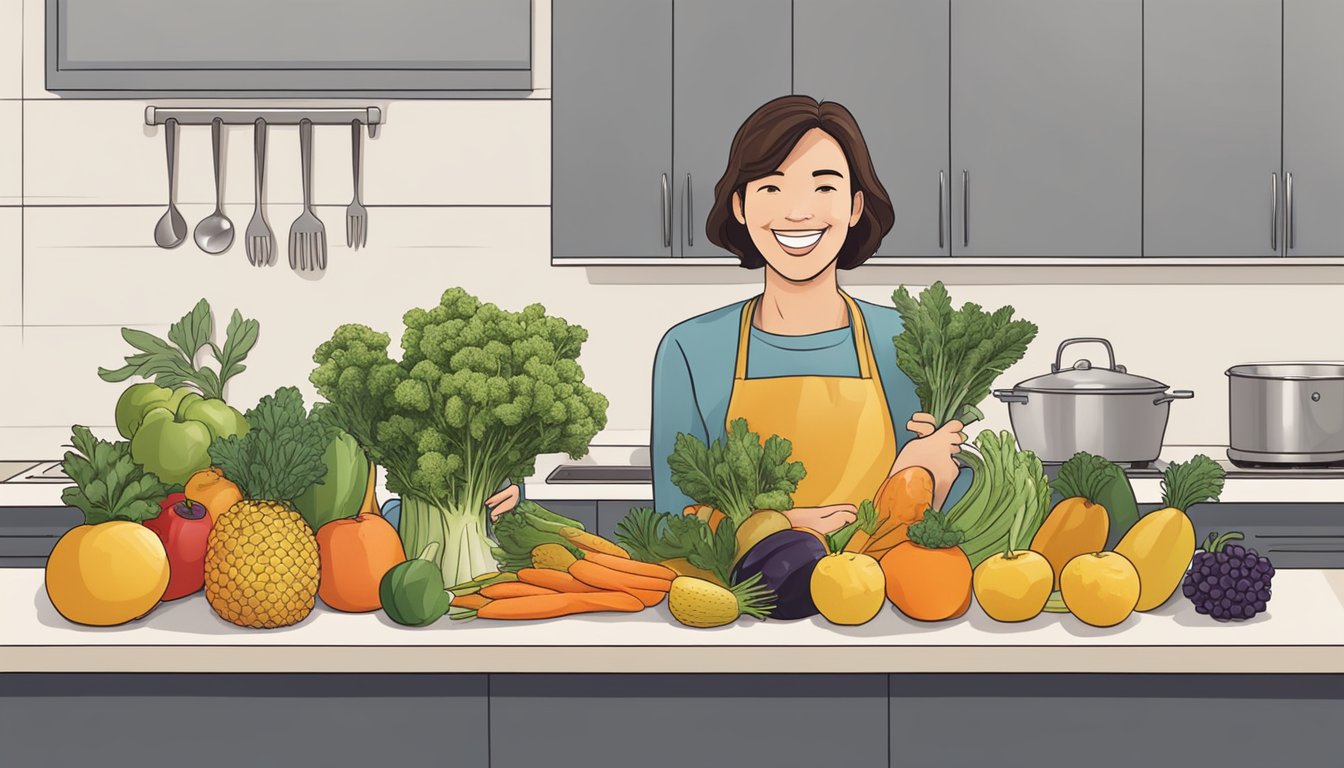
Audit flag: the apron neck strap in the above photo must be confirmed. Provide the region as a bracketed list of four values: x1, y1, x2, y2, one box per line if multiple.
[735, 291, 873, 379]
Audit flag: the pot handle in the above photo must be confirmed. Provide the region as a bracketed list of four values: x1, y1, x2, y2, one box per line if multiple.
[1052, 337, 1117, 372]
[992, 388, 1029, 404]
[1153, 389, 1195, 405]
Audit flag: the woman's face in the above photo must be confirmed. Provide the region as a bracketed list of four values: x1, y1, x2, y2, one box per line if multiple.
[733, 127, 865, 282]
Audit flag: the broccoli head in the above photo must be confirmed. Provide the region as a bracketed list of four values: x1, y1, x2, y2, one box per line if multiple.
[310, 288, 609, 512]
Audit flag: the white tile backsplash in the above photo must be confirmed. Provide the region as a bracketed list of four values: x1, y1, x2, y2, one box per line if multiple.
[23, 99, 549, 207]
[20, 0, 38, 99]
[0, 324, 171, 430]
[0, 208, 19, 324]
[0, 0, 20, 99]
[0, 100, 19, 205]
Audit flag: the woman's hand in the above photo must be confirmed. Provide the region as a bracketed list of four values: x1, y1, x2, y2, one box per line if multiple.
[783, 504, 857, 535]
[890, 413, 965, 510]
[487, 484, 521, 523]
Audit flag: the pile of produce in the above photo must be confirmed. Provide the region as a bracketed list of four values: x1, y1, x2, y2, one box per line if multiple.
[309, 287, 610, 593]
[41, 286, 1267, 635]
[1043, 454, 1226, 627]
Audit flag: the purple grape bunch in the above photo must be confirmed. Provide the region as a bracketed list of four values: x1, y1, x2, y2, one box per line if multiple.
[1182, 531, 1274, 621]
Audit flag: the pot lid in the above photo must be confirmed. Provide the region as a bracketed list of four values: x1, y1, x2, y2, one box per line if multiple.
[1014, 338, 1169, 394]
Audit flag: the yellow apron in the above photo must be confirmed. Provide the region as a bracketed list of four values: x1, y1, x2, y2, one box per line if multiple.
[725, 291, 897, 508]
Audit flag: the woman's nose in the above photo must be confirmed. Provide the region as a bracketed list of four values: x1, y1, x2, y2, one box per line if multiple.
[785, 209, 813, 222]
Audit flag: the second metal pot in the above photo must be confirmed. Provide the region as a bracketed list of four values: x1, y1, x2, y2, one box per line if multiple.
[1226, 363, 1344, 466]
[992, 337, 1194, 464]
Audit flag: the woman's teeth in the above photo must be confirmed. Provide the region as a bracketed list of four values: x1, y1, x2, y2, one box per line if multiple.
[773, 230, 825, 249]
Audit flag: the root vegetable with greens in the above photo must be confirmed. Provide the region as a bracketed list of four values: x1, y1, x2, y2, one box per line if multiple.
[309, 287, 610, 593]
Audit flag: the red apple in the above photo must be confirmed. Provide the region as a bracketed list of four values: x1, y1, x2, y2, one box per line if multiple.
[144, 497, 213, 601]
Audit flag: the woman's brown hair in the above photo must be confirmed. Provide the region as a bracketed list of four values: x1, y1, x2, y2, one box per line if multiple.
[706, 95, 895, 270]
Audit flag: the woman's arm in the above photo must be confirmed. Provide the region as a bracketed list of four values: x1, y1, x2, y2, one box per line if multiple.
[650, 332, 707, 515]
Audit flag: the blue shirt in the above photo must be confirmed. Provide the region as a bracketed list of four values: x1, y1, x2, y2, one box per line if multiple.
[650, 296, 972, 515]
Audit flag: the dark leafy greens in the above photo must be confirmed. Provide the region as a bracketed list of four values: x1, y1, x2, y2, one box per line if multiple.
[891, 281, 1038, 428]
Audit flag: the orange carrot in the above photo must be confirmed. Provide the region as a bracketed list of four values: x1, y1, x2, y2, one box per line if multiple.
[628, 587, 666, 607]
[558, 527, 630, 558]
[479, 582, 559, 599]
[570, 559, 673, 593]
[450, 594, 492, 610]
[582, 550, 678, 581]
[516, 568, 604, 593]
[474, 591, 644, 620]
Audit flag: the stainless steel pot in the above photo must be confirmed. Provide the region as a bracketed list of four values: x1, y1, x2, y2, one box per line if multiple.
[1226, 363, 1344, 466]
[991, 337, 1194, 464]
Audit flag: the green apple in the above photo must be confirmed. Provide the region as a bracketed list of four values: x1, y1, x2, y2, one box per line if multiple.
[130, 407, 214, 486]
[179, 398, 249, 441]
[114, 383, 174, 439]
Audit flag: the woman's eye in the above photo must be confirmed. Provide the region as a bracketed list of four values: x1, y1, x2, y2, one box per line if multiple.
[816, 185, 836, 193]
[759, 185, 780, 193]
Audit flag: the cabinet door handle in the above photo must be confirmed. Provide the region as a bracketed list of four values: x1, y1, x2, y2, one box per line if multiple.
[1286, 171, 1295, 250]
[686, 173, 694, 248]
[662, 173, 670, 248]
[962, 170, 969, 247]
[1271, 172, 1279, 251]
[938, 171, 946, 249]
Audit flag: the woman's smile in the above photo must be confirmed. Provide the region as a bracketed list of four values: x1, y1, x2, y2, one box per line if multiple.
[772, 227, 829, 255]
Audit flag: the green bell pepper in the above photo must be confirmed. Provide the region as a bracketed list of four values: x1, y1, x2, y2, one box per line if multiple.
[119, 383, 248, 486]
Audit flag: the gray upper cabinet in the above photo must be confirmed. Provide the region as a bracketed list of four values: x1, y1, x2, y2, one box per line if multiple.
[1145, 0, 1281, 257]
[46, 0, 532, 95]
[951, 0, 1142, 258]
[1283, 0, 1344, 257]
[675, 0, 792, 258]
[794, 0, 950, 258]
[553, 0, 672, 259]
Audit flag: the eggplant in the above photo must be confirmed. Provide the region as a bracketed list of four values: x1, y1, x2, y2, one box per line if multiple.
[731, 529, 827, 620]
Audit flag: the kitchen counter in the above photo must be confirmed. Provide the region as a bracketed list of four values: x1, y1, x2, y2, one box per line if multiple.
[6, 567, 1344, 675]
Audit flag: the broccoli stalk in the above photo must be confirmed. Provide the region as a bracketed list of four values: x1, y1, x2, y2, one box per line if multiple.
[310, 288, 610, 589]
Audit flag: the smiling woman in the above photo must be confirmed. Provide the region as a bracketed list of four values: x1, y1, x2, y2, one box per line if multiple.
[651, 96, 972, 533]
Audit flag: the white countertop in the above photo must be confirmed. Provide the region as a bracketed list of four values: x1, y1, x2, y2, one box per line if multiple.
[4, 568, 1342, 674]
[6, 441, 1344, 507]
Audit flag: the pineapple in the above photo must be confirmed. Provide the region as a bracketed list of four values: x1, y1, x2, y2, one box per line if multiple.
[204, 387, 331, 629]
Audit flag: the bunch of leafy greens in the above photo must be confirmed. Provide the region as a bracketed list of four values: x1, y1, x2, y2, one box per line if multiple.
[206, 386, 330, 502]
[943, 429, 1051, 566]
[1050, 451, 1141, 550]
[616, 507, 739, 586]
[891, 281, 1037, 428]
[491, 500, 587, 572]
[60, 425, 173, 524]
[97, 298, 259, 402]
[668, 418, 806, 525]
[826, 499, 879, 553]
[309, 287, 610, 589]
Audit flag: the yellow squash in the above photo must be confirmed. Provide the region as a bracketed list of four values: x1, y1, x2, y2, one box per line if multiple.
[1114, 455, 1224, 612]
[1113, 506, 1195, 612]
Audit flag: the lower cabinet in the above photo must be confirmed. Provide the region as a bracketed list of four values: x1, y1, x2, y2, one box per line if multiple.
[490, 675, 889, 768]
[7, 673, 1343, 768]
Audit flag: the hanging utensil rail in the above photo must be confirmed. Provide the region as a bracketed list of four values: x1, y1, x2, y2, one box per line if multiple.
[145, 106, 382, 137]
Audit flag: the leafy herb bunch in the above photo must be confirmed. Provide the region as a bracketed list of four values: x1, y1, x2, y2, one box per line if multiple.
[891, 281, 1038, 428]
